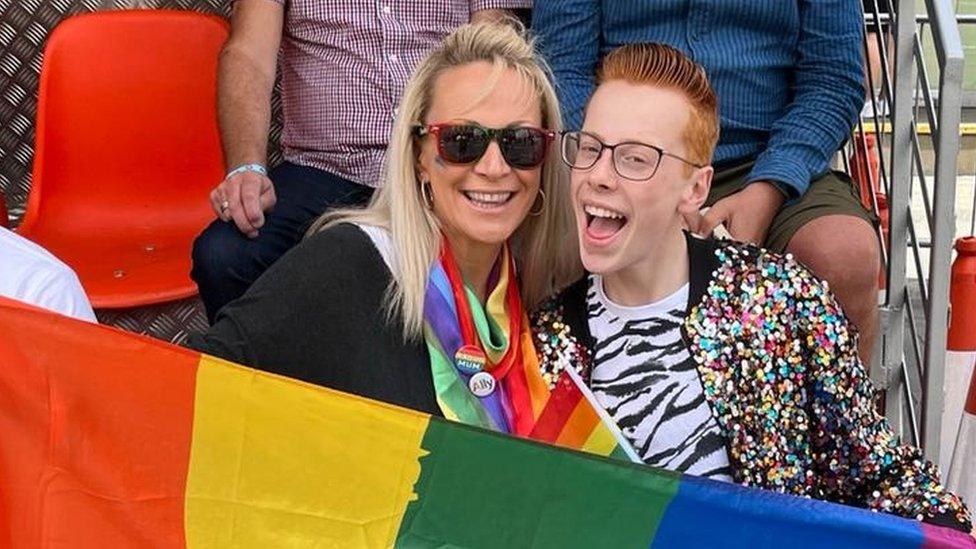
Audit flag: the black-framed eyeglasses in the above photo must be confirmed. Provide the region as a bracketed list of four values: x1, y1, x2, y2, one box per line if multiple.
[560, 130, 703, 181]
[413, 123, 555, 169]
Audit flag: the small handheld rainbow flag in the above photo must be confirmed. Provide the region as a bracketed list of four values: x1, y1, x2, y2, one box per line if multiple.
[530, 367, 642, 463]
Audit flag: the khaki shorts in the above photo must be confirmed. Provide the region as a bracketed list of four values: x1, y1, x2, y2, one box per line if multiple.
[704, 160, 879, 253]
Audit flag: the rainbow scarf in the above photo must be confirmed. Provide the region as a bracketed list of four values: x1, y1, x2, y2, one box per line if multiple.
[422, 240, 549, 435]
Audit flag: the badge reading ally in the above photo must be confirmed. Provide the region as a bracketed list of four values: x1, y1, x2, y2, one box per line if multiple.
[468, 371, 496, 397]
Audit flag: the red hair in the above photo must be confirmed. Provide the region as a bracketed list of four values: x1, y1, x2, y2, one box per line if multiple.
[597, 43, 719, 165]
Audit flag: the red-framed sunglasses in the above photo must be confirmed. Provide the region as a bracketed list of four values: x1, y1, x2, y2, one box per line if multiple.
[412, 123, 556, 169]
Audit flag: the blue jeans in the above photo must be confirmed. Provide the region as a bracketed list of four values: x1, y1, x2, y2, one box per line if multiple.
[191, 162, 374, 322]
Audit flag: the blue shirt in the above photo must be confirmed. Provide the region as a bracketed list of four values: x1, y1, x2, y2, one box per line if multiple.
[533, 1, 865, 198]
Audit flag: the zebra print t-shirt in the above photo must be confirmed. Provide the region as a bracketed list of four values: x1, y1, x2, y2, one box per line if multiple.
[587, 275, 733, 481]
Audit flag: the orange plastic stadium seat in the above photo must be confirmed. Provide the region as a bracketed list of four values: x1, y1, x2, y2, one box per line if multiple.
[16, 11, 228, 308]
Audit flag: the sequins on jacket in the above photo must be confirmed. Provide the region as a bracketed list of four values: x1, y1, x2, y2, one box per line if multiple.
[531, 237, 972, 532]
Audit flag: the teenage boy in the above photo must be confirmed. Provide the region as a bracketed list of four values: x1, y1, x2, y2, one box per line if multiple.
[532, 43, 971, 532]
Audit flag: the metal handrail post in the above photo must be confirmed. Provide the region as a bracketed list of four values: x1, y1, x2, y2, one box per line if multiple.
[921, 0, 964, 463]
[883, 0, 916, 432]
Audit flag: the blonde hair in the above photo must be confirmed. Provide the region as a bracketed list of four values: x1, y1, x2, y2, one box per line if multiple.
[597, 43, 719, 165]
[308, 21, 580, 341]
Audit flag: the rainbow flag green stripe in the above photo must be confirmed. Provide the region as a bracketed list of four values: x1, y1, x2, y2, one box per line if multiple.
[397, 418, 678, 547]
[0, 298, 969, 548]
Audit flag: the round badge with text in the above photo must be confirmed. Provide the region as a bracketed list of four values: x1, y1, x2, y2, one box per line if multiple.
[455, 344, 487, 375]
[468, 371, 496, 397]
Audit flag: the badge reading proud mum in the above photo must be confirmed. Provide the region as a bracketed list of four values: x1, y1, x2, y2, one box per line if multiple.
[455, 345, 487, 374]
[468, 371, 496, 397]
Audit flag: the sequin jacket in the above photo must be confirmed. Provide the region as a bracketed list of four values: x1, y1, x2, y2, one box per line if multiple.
[531, 234, 972, 532]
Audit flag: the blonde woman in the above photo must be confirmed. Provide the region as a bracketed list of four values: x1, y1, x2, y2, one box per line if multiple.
[190, 22, 579, 434]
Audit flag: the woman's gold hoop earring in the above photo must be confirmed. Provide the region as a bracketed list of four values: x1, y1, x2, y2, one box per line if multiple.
[529, 189, 546, 217]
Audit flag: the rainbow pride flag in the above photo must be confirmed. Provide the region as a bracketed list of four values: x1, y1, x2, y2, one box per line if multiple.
[0, 298, 971, 548]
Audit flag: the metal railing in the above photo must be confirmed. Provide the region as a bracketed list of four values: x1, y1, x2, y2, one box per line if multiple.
[849, 0, 965, 465]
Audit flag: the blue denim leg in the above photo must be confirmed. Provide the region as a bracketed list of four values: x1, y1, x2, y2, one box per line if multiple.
[190, 162, 374, 323]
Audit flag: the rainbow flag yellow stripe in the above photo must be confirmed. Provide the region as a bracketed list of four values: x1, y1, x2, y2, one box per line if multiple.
[0, 298, 968, 548]
[186, 359, 428, 547]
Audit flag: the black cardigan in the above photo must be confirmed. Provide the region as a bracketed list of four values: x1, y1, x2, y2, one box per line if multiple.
[187, 223, 440, 415]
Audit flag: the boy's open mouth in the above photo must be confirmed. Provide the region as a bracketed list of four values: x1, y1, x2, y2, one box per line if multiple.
[584, 204, 628, 239]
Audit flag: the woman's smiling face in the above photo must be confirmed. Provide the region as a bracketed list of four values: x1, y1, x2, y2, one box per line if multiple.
[417, 61, 544, 254]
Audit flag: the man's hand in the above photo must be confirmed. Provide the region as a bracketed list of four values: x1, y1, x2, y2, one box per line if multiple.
[691, 180, 786, 245]
[213, 0, 283, 238]
[209, 171, 276, 239]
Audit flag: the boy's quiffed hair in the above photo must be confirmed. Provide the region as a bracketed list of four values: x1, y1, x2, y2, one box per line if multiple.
[597, 43, 719, 166]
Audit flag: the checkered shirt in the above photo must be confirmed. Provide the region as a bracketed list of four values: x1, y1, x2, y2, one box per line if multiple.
[267, 0, 532, 187]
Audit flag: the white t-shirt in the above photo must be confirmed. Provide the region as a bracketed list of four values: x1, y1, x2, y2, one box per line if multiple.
[0, 227, 96, 322]
[587, 274, 732, 481]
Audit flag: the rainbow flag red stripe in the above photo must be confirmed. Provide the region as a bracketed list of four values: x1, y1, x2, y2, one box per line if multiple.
[0, 298, 970, 548]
